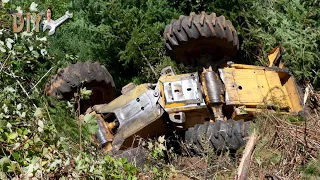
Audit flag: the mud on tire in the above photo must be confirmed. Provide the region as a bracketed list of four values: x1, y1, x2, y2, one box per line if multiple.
[45, 61, 116, 113]
[185, 119, 251, 154]
[164, 11, 239, 66]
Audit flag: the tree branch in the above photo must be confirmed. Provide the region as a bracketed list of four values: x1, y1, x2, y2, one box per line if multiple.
[236, 130, 258, 180]
[134, 41, 157, 79]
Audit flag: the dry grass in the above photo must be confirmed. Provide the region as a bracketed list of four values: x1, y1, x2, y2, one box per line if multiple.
[247, 96, 320, 179]
[167, 149, 238, 180]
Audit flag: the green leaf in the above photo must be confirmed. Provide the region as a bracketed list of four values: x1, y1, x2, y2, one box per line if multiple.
[16, 103, 22, 110]
[0, 120, 6, 126]
[83, 114, 95, 123]
[0, 157, 10, 171]
[83, 114, 98, 134]
[7, 132, 18, 140]
[23, 143, 29, 149]
[31, 50, 40, 58]
[0, 46, 6, 53]
[152, 167, 158, 173]
[80, 88, 92, 100]
[22, 129, 28, 136]
[17, 128, 22, 135]
[42, 148, 48, 155]
[34, 108, 43, 118]
[12, 152, 20, 161]
[38, 120, 44, 129]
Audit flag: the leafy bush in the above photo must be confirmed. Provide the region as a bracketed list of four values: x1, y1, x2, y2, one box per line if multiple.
[243, 0, 320, 86]
[0, 2, 140, 179]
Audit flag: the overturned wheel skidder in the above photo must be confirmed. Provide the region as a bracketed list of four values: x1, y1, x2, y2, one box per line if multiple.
[45, 12, 304, 155]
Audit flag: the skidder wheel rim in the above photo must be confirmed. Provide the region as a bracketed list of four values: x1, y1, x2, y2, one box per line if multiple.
[78, 83, 115, 113]
[89, 87, 106, 104]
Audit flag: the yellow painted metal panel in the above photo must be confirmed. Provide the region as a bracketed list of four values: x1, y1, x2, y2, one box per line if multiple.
[221, 68, 240, 104]
[264, 71, 290, 108]
[268, 46, 281, 67]
[95, 84, 148, 113]
[222, 68, 270, 105]
[284, 77, 303, 113]
[232, 69, 264, 103]
[255, 70, 270, 100]
[221, 67, 292, 109]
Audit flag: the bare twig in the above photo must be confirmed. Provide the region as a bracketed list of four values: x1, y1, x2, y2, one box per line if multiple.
[0, 52, 11, 73]
[76, 85, 83, 155]
[134, 41, 157, 79]
[31, 66, 55, 89]
[2, 70, 20, 78]
[180, 157, 205, 173]
[43, 101, 55, 128]
[16, 78, 37, 108]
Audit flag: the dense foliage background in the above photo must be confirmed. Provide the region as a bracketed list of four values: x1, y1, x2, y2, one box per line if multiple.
[0, 0, 319, 179]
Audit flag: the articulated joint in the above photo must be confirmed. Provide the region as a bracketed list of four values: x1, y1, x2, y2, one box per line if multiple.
[90, 112, 117, 152]
[201, 68, 225, 121]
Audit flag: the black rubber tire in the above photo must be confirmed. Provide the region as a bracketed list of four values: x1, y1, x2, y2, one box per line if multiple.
[112, 147, 148, 167]
[164, 11, 239, 66]
[45, 61, 116, 112]
[185, 119, 251, 153]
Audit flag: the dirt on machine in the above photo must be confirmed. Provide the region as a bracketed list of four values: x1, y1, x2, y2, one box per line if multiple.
[45, 12, 304, 160]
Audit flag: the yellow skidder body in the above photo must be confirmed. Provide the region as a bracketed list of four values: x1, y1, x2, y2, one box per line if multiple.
[45, 12, 304, 155]
[87, 46, 303, 152]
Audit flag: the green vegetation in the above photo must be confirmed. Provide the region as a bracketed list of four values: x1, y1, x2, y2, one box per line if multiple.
[0, 0, 319, 179]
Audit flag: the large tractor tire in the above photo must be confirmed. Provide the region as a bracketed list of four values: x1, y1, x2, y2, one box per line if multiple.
[185, 119, 251, 154]
[113, 147, 148, 167]
[45, 61, 116, 113]
[164, 12, 239, 66]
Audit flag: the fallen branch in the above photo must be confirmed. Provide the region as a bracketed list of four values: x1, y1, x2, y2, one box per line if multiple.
[31, 66, 55, 89]
[133, 41, 157, 79]
[16, 78, 37, 109]
[0, 52, 11, 73]
[236, 130, 258, 180]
